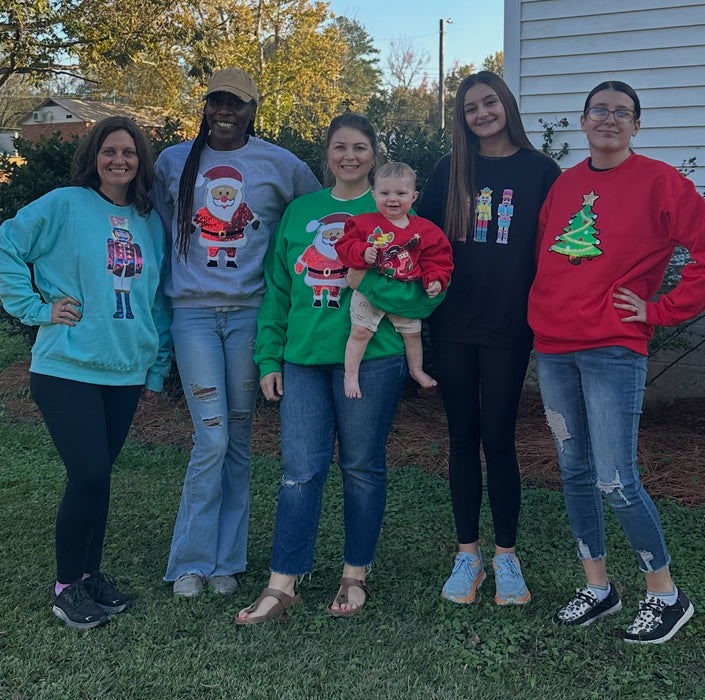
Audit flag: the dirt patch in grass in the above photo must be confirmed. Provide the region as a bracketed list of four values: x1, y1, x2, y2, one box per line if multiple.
[2, 359, 703, 506]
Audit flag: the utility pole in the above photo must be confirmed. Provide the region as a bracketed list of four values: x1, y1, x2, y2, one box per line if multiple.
[439, 18, 452, 131]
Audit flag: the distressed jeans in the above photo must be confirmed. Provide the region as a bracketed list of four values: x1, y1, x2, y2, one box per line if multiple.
[270, 356, 407, 575]
[536, 347, 670, 573]
[165, 306, 259, 581]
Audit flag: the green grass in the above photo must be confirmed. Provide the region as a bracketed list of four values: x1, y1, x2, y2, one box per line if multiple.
[0, 414, 704, 700]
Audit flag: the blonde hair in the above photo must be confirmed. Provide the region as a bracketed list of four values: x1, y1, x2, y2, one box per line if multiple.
[374, 162, 416, 187]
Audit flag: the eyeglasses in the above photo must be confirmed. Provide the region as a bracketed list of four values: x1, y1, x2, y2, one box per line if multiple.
[586, 107, 635, 123]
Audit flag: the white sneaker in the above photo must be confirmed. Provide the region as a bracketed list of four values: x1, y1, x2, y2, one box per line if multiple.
[208, 575, 238, 594]
[173, 573, 205, 598]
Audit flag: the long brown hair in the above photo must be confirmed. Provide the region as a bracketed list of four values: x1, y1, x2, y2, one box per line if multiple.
[71, 116, 154, 217]
[445, 71, 536, 242]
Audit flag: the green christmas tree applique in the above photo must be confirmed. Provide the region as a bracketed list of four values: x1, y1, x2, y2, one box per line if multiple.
[550, 191, 602, 265]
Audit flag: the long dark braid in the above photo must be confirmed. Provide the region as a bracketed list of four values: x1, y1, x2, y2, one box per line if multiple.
[175, 113, 210, 262]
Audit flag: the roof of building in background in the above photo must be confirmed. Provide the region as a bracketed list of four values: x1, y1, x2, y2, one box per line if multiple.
[20, 98, 167, 128]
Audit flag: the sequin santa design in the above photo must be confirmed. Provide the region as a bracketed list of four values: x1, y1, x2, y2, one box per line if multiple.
[193, 165, 260, 268]
[295, 212, 350, 308]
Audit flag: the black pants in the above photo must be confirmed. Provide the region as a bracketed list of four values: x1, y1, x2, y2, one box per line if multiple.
[30, 373, 142, 583]
[432, 342, 530, 549]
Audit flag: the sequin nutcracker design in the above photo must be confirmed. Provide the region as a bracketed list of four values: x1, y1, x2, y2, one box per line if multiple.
[193, 165, 260, 268]
[496, 188, 514, 244]
[107, 214, 142, 319]
[474, 186, 493, 242]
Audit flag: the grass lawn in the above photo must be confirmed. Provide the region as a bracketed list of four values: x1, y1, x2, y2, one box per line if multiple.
[0, 335, 704, 699]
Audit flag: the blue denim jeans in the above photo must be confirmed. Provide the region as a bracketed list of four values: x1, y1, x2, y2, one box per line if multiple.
[536, 347, 670, 573]
[270, 356, 407, 575]
[165, 306, 259, 581]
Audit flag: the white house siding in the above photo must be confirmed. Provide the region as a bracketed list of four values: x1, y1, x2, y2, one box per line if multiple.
[505, 0, 705, 400]
[504, 0, 705, 192]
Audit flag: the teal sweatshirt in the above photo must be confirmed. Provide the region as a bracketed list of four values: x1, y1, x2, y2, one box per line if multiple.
[0, 187, 172, 390]
[255, 188, 445, 376]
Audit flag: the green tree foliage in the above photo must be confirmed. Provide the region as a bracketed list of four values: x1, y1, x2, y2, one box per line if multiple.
[379, 125, 450, 192]
[334, 16, 382, 113]
[0, 1, 82, 89]
[482, 50, 503, 77]
[0, 132, 77, 220]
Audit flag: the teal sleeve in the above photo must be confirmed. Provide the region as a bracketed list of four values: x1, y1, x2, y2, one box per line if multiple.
[253, 216, 292, 377]
[144, 241, 174, 392]
[0, 197, 57, 326]
[357, 271, 446, 319]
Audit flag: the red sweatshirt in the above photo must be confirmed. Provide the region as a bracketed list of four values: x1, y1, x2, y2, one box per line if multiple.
[336, 212, 453, 290]
[528, 153, 705, 355]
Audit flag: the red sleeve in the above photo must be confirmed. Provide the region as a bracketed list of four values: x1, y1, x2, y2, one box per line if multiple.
[414, 217, 454, 289]
[647, 170, 705, 327]
[336, 216, 374, 269]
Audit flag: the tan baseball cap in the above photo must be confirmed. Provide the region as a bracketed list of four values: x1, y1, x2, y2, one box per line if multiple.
[203, 68, 258, 104]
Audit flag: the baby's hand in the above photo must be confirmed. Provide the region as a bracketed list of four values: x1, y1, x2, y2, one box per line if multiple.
[426, 280, 442, 298]
[363, 246, 378, 266]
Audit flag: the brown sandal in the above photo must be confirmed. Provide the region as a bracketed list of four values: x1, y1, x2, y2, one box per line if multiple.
[326, 577, 371, 618]
[235, 587, 301, 626]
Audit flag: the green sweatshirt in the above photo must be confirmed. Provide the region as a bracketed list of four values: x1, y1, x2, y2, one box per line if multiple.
[255, 188, 444, 376]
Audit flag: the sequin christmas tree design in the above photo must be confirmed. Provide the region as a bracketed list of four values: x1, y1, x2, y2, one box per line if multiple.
[550, 191, 602, 265]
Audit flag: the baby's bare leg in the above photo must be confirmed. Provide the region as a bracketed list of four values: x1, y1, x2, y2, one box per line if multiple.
[344, 324, 375, 398]
[403, 332, 437, 388]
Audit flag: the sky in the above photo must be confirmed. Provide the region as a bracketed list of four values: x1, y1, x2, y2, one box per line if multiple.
[327, 0, 504, 87]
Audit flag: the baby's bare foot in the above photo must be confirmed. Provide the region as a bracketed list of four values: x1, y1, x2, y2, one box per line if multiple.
[344, 373, 362, 399]
[409, 368, 438, 389]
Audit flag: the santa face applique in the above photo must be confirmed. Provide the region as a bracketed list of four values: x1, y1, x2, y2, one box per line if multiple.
[193, 165, 260, 268]
[295, 212, 350, 308]
[107, 215, 143, 319]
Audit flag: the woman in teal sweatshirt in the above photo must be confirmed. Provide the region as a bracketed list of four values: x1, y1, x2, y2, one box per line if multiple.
[0, 117, 171, 630]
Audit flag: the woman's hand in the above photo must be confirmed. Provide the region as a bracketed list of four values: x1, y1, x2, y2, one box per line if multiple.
[346, 268, 366, 290]
[613, 286, 646, 323]
[50, 296, 82, 326]
[260, 372, 283, 401]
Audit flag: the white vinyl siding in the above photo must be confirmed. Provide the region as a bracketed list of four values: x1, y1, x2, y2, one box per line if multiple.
[504, 0, 705, 191]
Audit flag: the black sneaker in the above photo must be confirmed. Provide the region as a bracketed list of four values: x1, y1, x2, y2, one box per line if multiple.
[624, 587, 694, 644]
[52, 579, 110, 630]
[553, 585, 622, 626]
[83, 572, 133, 613]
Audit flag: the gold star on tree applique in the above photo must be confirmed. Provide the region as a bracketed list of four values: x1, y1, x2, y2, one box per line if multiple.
[583, 191, 599, 207]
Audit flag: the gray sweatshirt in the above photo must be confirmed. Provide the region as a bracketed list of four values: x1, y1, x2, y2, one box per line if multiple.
[152, 137, 320, 309]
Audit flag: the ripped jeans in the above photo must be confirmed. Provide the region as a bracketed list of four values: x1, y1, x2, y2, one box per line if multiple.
[536, 347, 670, 573]
[270, 357, 407, 575]
[165, 306, 259, 581]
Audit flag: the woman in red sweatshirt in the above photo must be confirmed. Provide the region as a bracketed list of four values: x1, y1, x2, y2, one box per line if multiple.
[528, 80, 705, 644]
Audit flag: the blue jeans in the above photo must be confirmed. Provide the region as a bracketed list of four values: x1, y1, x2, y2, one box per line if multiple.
[271, 356, 407, 575]
[536, 347, 670, 573]
[165, 306, 259, 581]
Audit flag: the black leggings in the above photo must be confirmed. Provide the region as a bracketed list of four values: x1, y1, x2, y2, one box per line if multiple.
[432, 342, 530, 549]
[30, 373, 142, 583]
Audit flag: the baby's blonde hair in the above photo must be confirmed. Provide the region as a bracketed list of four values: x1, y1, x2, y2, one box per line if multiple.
[374, 162, 416, 187]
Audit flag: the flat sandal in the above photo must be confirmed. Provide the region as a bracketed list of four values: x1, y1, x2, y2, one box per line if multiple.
[235, 587, 301, 626]
[326, 577, 371, 618]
